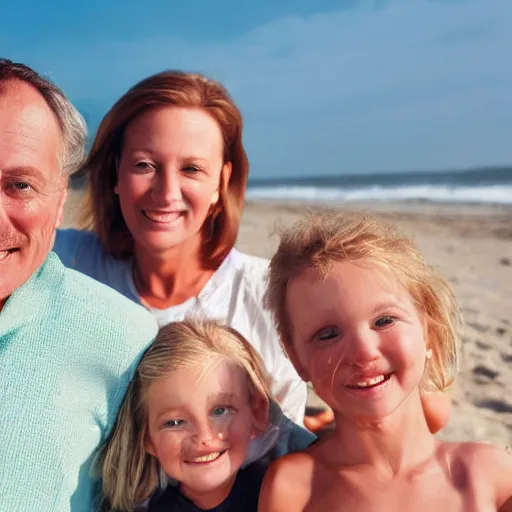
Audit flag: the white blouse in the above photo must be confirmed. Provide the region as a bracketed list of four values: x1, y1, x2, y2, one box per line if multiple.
[53, 229, 307, 424]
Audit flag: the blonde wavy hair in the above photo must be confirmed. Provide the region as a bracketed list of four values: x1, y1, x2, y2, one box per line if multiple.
[101, 319, 273, 511]
[264, 211, 462, 392]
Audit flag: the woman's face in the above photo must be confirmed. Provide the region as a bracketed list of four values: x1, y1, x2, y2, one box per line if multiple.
[115, 106, 230, 257]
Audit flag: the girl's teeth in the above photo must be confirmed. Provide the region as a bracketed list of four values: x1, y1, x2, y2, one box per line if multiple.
[354, 375, 386, 388]
[191, 452, 221, 463]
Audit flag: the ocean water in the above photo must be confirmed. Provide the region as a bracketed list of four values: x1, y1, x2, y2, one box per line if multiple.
[246, 167, 512, 205]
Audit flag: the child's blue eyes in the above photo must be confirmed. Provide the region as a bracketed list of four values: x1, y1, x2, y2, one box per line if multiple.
[165, 419, 185, 428]
[375, 316, 397, 327]
[163, 407, 233, 429]
[212, 406, 230, 417]
[317, 327, 340, 341]
[314, 316, 398, 341]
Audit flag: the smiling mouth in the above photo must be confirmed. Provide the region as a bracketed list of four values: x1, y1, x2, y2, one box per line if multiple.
[346, 373, 393, 390]
[187, 450, 227, 465]
[142, 210, 184, 224]
[0, 248, 19, 260]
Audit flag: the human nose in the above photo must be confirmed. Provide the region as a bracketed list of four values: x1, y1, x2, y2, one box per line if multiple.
[192, 420, 217, 447]
[346, 327, 381, 366]
[151, 167, 182, 204]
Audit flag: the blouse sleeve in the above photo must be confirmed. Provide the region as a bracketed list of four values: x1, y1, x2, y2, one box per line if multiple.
[236, 253, 308, 425]
[53, 228, 105, 275]
[262, 315, 308, 425]
[52, 228, 85, 267]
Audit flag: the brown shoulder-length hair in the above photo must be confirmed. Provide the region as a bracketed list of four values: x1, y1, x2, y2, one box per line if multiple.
[79, 70, 249, 267]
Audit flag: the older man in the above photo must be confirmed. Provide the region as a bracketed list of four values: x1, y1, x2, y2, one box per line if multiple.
[0, 60, 158, 511]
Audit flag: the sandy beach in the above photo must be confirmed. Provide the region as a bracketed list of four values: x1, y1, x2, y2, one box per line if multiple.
[64, 191, 512, 448]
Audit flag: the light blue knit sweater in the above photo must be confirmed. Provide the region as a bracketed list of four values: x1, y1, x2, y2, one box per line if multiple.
[0, 252, 158, 512]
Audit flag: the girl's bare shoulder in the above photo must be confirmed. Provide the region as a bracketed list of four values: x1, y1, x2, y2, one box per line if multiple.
[267, 450, 317, 482]
[442, 440, 511, 466]
[441, 441, 512, 508]
[258, 452, 316, 512]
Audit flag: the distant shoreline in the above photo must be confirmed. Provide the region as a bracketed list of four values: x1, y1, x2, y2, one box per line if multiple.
[246, 164, 512, 187]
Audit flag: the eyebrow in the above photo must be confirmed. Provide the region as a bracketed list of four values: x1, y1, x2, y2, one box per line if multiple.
[1, 165, 47, 180]
[370, 302, 407, 315]
[128, 149, 211, 162]
[208, 393, 236, 402]
[154, 393, 237, 418]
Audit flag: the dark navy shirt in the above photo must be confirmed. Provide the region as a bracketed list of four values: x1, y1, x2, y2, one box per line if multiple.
[148, 461, 267, 512]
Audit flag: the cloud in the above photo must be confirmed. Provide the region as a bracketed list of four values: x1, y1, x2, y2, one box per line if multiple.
[6, 0, 512, 175]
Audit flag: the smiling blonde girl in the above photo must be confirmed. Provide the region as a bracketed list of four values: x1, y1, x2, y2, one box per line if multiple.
[260, 212, 512, 512]
[101, 319, 314, 511]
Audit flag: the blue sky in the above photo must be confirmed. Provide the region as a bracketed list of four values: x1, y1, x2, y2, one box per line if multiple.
[2, 0, 511, 178]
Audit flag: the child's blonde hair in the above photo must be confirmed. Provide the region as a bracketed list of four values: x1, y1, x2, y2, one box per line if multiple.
[265, 211, 462, 392]
[101, 319, 273, 511]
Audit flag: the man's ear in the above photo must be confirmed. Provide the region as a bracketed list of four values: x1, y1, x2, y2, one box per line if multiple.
[55, 182, 68, 229]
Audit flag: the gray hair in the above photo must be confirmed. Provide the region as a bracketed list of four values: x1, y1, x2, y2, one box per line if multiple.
[0, 58, 87, 176]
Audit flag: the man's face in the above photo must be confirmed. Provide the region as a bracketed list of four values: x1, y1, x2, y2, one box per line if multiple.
[0, 80, 67, 310]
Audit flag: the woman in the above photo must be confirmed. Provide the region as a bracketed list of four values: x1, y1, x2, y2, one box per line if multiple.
[53, 70, 310, 426]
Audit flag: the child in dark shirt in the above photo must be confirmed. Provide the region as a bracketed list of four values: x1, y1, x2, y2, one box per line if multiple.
[100, 319, 314, 511]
